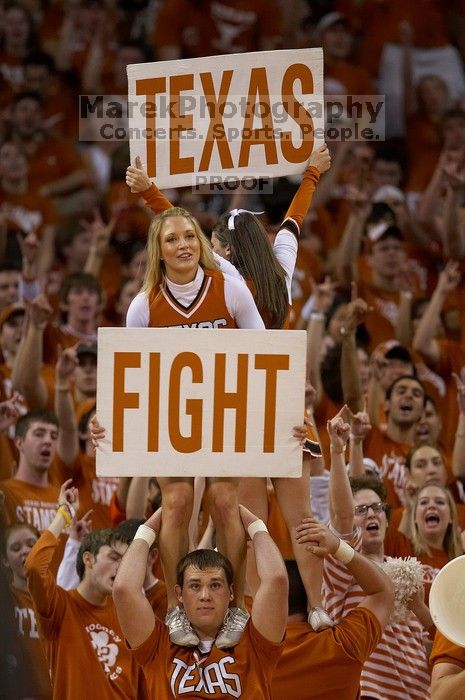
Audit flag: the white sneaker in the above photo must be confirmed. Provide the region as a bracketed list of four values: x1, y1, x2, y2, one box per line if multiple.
[215, 607, 250, 649]
[165, 606, 200, 646]
[308, 607, 333, 632]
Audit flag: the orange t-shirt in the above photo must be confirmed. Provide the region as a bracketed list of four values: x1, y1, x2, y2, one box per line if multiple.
[25, 530, 143, 700]
[0, 431, 17, 480]
[430, 340, 465, 450]
[351, 0, 456, 77]
[145, 579, 168, 622]
[430, 628, 465, 668]
[357, 281, 402, 352]
[26, 138, 86, 192]
[0, 187, 57, 238]
[52, 453, 119, 530]
[363, 426, 410, 508]
[406, 113, 442, 194]
[10, 584, 52, 699]
[132, 617, 283, 699]
[148, 269, 237, 329]
[325, 61, 375, 96]
[154, 0, 282, 57]
[43, 324, 97, 365]
[272, 608, 381, 700]
[0, 478, 59, 531]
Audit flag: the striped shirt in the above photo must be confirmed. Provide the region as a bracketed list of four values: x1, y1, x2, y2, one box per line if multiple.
[323, 528, 431, 699]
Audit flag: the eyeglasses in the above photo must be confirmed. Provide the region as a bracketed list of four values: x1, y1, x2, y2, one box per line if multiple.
[354, 502, 386, 516]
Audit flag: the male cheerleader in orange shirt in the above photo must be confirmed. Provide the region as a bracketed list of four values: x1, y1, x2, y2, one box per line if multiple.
[113, 504, 288, 699]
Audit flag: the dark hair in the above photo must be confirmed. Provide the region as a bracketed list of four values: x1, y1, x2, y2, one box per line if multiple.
[366, 202, 396, 228]
[1, 522, 39, 560]
[442, 108, 465, 127]
[285, 560, 307, 615]
[176, 549, 233, 587]
[24, 51, 56, 73]
[212, 212, 288, 328]
[115, 518, 159, 550]
[15, 410, 58, 438]
[55, 219, 87, 260]
[350, 474, 387, 500]
[76, 528, 124, 580]
[385, 375, 425, 403]
[78, 404, 96, 452]
[59, 272, 102, 304]
[320, 344, 343, 404]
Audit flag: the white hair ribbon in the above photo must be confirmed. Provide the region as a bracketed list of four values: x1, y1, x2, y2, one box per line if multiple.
[227, 208, 265, 230]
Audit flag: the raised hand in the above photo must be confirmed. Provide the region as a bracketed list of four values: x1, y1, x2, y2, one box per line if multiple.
[239, 503, 262, 538]
[145, 506, 162, 536]
[437, 260, 461, 295]
[295, 518, 340, 557]
[58, 479, 80, 519]
[351, 397, 371, 441]
[29, 293, 53, 330]
[308, 143, 331, 174]
[56, 344, 78, 383]
[81, 208, 116, 258]
[327, 405, 351, 453]
[0, 393, 21, 433]
[68, 509, 93, 542]
[126, 156, 152, 193]
[311, 275, 337, 314]
[453, 371, 465, 415]
[89, 414, 106, 448]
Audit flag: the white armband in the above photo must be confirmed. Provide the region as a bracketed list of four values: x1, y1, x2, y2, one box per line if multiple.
[134, 524, 156, 547]
[333, 539, 355, 564]
[247, 519, 268, 539]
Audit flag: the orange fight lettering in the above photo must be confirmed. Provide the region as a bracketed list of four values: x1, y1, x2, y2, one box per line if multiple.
[170, 657, 242, 697]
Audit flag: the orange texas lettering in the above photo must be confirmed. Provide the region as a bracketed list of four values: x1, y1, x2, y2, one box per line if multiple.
[111, 351, 290, 454]
[136, 63, 315, 177]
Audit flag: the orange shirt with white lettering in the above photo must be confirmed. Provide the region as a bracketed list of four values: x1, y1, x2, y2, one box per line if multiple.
[272, 608, 381, 700]
[0, 187, 56, 238]
[10, 584, 52, 699]
[25, 530, 143, 700]
[132, 617, 283, 699]
[148, 269, 236, 329]
[0, 478, 59, 532]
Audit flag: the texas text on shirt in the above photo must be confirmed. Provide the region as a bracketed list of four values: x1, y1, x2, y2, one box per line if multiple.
[130, 615, 283, 699]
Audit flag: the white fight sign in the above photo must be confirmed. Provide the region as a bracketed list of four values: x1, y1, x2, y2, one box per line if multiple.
[96, 328, 306, 477]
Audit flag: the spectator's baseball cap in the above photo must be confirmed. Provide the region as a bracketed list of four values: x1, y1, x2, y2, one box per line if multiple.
[0, 303, 26, 329]
[76, 341, 97, 360]
[315, 12, 351, 35]
[367, 223, 404, 244]
[372, 186, 405, 204]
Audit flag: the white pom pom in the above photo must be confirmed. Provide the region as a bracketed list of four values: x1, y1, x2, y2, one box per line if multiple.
[379, 556, 424, 623]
